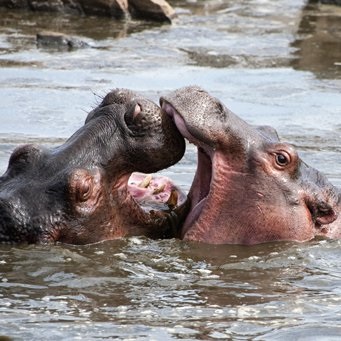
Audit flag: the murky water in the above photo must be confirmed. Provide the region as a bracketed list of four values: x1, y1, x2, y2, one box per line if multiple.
[0, 0, 340, 339]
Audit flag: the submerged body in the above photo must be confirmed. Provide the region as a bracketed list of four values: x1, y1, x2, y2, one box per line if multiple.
[161, 86, 341, 245]
[0, 89, 187, 244]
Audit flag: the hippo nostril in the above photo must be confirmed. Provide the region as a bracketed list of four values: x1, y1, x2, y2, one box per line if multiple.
[133, 103, 141, 119]
[124, 102, 143, 130]
[308, 200, 337, 226]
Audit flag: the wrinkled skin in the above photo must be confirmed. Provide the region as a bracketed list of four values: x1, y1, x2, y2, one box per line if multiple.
[0, 89, 187, 244]
[160, 86, 341, 245]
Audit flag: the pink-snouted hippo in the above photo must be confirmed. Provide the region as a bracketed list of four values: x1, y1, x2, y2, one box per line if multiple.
[0, 89, 187, 244]
[160, 86, 341, 245]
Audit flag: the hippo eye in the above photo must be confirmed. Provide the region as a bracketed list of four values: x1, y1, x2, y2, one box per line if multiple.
[275, 152, 290, 167]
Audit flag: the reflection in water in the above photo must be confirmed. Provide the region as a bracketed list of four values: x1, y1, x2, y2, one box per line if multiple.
[0, 7, 157, 49]
[291, 0, 341, 78]
[174, 0, 303, 70]
[176, 0, 341, 79]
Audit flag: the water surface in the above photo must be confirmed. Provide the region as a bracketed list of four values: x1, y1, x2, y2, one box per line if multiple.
[0, 0, 340, 339]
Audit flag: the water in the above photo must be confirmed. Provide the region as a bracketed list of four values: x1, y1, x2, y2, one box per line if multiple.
[1, 239, 341, 340]
[0, 0, 340, 339]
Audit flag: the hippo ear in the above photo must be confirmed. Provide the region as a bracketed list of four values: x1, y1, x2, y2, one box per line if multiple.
[68, 168, 102, 215]
[256, 125, 280, 142]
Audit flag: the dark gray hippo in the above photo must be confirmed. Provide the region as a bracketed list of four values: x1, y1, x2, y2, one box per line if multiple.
[160, 86, 341, 245]
[0, 89, 187, 244]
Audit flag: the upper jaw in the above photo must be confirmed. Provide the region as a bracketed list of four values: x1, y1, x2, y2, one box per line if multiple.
[160, 100, 215, 151]
[160, 99, 215, 238]
[160, 101, 194, 142]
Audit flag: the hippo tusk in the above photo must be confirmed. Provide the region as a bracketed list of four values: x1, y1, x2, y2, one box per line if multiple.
[166, 189, 178, 209]
[138, 174, 152, 188]
[152, 184, 166, 195]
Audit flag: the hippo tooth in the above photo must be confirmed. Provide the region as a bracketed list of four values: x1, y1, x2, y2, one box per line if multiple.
[152, 184, 166, 195]
[166, 189, 178, 209]
[138, 174, 152, 188]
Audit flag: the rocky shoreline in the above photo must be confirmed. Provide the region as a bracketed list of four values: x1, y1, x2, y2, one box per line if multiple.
[0, 0, 176, 22]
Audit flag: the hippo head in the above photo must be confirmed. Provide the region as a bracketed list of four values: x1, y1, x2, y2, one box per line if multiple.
[0, 89, 186, 244]
[160, 86, 341, 245]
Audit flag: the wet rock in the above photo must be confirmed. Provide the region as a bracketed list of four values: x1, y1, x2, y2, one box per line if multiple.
[320, 0, 341, 5]
[0, 0, 175, 22]
[0, 1, 127, 18]
[80, 0, 128, 19]
[181, 48, 238, 68]
[0, 0, 30, 9]
[0, 0, 72, 12]
[129, 0, 175, 22]
[30, 0, 65, 12]
[36, 31, 90, 50]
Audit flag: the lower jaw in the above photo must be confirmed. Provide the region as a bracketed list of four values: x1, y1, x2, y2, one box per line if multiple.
[181, 196, 207, 237]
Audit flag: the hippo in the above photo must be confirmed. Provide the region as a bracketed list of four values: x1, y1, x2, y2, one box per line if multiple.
[160, 86, 341, 245]
[0, 89, 187, 244]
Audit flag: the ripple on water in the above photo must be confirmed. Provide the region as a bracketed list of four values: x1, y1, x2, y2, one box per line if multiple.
[0, 0, 341, 339]
[1, 237, 341, 339]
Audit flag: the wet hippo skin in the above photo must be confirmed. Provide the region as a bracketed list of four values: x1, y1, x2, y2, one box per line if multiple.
[0, 89, 187, 244]
[160, 86, 341, 245]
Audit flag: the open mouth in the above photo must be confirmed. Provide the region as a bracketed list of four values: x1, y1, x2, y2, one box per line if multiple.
[160, 101, 213, 236]
[123, 99, 188, 226]
[125, 171, 188, 238]
[128, 172, 186, 213]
